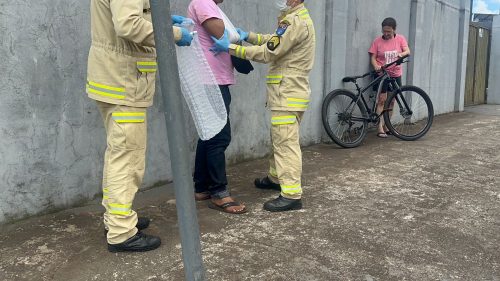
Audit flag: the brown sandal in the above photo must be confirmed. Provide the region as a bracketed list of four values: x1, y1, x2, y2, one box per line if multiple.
[208, 201, 247, 214]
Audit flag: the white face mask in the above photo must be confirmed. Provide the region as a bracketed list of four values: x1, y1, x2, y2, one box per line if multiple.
[275, 0, 291, 12]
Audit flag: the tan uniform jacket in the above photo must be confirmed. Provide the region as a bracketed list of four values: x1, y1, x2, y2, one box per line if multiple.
[87, 0, 182, 107]
[229, 4, 315, 111]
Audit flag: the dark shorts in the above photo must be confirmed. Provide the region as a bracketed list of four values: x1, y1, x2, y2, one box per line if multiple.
[373, 76, 402, 93]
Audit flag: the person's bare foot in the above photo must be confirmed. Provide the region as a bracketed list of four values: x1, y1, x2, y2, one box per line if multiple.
[210, 197, 246, 213]
[377, 131, 388, 138]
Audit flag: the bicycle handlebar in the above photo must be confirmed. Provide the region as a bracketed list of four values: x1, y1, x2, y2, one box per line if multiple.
[341, 55, 410, 84]
[382, 54, 410, 69]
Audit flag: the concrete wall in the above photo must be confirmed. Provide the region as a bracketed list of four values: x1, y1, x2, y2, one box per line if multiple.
[410, 0, 469, 114]
[0, 0, 470, 223]
[488, 15, 500, 104]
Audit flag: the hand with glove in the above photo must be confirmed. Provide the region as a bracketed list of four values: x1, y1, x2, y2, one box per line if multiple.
[210, 29, 230, 55]
[176, 27, 193, 47]
[236, 28, 249, 42]
[171, 15, 194, 25]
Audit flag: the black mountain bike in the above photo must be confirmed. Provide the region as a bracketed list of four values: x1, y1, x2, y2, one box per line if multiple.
[322, 55, 434, 148]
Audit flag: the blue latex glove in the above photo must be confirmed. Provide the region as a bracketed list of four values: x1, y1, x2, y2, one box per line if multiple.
[236, 28, 249, 42]
[172, 15, 189, 25]
[210, 30, 230, 55]
[176, 27, 193, 47]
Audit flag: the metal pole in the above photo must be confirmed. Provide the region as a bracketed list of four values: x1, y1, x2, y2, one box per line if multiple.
[149, 1, 206, 280]
[455, 0, 470, 111]
[470, 0, 474, 21]
[407, 0, 419, 87]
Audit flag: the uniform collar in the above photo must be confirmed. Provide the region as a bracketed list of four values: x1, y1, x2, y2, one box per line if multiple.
[278, 3, 306, 21]
[289, 3, 306, 14]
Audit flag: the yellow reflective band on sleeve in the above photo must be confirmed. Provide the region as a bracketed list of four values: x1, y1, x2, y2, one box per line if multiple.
[86, 81, 126, 99]
[257, 34, 262, 45]
[281, 184, 302, 194]
[137, 61, 157, 73]
[271, 115, 297, 125]
[241, 47, 246, 59]
[287, 98, 310, 108]
[266, 75, 283, 84]
[235, 46, 247, 59]
[269, 167, 278, 178]
[108, 203, 132, 216]
[112, 112, 146, 123]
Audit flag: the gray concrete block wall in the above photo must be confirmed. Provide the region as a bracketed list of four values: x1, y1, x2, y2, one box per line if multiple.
[488, 15, 500, 104]
[0, 0, 97, 222]
[411, 0, 465, 114]
[0, 0, 470, 223]
[344, 0, 412, 79]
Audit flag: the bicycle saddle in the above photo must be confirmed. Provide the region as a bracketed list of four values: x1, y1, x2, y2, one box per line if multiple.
[342, 76, 359, 83]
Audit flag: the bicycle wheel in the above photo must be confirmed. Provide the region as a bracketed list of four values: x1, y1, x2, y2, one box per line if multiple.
[383, 85, 434, 141]
[322, 89, 368, 148]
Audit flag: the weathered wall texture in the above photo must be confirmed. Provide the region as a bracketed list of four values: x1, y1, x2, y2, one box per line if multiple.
[0, 0, 470, 223]
[488, 15, 500, 104]
[410, 0, 468, 114]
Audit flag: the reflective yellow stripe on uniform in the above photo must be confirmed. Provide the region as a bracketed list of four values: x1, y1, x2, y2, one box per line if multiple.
[103, 188, 110, 200]
[108, 203, 132, 216]
[137, 61, 157, 73]
[257, 34, 262, 45]
[112, 112, 146, 123]
[269, 167, 278, 178]
[271, 115, 296, 125]
[298, 9, 312, 23]
[287, 98, 310, 108]
[266, 75, 283, 84]
[86, 81, 126, 99]
[298, 9, 310, 19]
[281, 184, 301, 194]
[235, 45, 246, 59]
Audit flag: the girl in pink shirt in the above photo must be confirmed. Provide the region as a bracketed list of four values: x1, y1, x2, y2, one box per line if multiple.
[368, 17, 411, 138]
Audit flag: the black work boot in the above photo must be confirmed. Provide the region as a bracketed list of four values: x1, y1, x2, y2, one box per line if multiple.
[107, 232, 161, 253]
[104, 217, 150, 236]
[254, 176, 281, 191]
[263, 196, 302, 212]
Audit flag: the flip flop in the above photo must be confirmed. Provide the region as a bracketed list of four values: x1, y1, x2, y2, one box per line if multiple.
[208, 201, 247, 214]
[377, 132, 388, 138]
[195, 192, 211, 201]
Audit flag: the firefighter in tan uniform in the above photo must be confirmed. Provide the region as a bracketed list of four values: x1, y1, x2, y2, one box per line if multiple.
[210, 0, 315, 212]
[87, 0, 193, 252]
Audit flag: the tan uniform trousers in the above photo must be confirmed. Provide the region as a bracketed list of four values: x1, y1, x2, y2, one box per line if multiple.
[96, 101, 147, 244]
[268, 111, 304, 200]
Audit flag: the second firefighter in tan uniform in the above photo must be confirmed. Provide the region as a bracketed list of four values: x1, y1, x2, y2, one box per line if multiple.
[87, 0, 192, 251]
[211, 0, 315, 212]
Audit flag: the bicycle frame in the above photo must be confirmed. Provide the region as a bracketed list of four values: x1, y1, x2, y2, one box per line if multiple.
[347, 71, 401, 123]
[341, 55, 412, 123]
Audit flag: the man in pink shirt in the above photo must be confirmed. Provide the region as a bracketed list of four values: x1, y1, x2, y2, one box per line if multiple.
[188, 0, 246, 214]
[368, 17, 411, 138]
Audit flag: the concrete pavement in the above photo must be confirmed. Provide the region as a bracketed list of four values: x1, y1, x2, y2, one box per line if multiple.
[0, 105, 499, 281]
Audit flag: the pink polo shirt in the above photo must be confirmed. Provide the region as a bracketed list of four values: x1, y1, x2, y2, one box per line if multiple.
[188, 0, 235, 85]
[368, 34, 408, 77]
